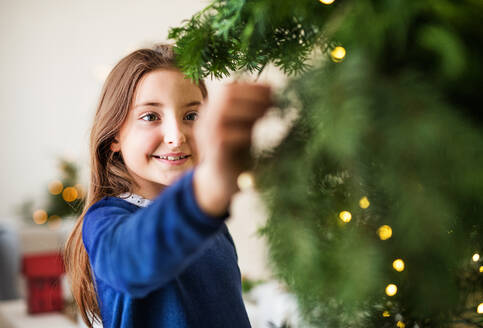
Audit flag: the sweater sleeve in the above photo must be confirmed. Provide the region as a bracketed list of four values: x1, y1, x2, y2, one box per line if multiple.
[82, 169, 229, 298]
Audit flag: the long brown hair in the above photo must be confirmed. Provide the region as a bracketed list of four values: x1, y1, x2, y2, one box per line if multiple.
[63, 44, 207, 327]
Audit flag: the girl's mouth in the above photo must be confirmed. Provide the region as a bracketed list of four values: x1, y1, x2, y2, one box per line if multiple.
[152, 154, 191, 166]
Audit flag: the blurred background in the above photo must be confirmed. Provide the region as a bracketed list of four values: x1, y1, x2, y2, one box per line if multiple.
[0, 0, 294, 327]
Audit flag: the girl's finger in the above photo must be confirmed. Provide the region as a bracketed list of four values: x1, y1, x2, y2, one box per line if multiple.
[220, 119, 254, 130]
[221, 129, 253, 148]
[220, 110, 267, 126]
[221, 84, 273, 109]
[226, 83, 272, 101]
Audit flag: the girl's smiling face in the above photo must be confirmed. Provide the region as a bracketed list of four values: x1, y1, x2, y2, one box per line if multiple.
[111, 68, 203, 199]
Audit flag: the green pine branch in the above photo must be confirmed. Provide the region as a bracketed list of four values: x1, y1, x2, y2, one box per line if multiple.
[169, 0, 483, 326]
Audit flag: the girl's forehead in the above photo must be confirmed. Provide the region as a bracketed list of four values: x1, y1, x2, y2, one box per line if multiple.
[133, 69, 202, 104]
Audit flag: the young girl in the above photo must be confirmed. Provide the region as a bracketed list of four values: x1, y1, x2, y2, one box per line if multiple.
[64, 44, 272, 328]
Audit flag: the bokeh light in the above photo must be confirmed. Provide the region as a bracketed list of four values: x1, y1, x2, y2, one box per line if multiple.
[74, 183, 85, 199]
[377, 225, 393, 240]
[319, 0, 335, 4]
[62, 186, 78, 202]
[237, 171, 255, 190]
[48, 180, 63, 195]
[393, 259, 405, 272]
[385, 284, 397, 296]
[48, 215, 61, 230]
[472, 253, 480, 262]
[32, 209, 48, 225]
[339, 211, 352, 223]
[330, 46, 346, 62]
[359, 196, 370, 209]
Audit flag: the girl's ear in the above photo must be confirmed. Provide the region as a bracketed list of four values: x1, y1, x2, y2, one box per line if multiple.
[110, 138, 121, 152]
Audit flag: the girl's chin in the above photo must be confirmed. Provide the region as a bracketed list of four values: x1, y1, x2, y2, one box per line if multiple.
[157, 171, 188, 186]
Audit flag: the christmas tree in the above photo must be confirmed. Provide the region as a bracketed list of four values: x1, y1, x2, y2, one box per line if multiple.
[19, 158, 85, 227]
[169, 0, 482, 327]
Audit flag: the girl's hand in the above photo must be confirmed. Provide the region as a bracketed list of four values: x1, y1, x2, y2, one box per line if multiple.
[193, 83, 272, 217]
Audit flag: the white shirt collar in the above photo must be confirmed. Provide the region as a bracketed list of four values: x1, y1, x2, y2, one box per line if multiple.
[117, 192, 153, 208]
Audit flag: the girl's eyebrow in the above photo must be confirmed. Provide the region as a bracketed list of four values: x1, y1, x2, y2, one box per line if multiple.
[134, 101, 201, 109]
[134, 101, 163, 109]
[185, 101, 202, 107]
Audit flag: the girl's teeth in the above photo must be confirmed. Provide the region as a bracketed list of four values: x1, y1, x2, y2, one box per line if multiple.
[159, 155, 188, 160]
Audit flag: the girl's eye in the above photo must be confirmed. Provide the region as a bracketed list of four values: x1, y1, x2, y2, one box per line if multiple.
[185, 112, 199, 121]
[141, 113, 159, 122]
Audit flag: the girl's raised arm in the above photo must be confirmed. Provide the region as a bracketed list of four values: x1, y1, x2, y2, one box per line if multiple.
[193, 83, 272, 216]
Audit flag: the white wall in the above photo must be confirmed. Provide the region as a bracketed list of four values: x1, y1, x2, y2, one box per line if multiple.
[0, 0, 276, 280]
[0, 0, 211, 217]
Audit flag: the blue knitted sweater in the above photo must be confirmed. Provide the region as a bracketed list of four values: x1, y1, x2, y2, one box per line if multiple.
[82, 169, 251, 327]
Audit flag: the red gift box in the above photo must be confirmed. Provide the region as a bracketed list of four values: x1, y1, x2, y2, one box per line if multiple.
[21, 252, 65, 314]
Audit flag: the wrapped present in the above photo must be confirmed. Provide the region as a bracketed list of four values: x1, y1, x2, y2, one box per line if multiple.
[21, 252, 64, 314]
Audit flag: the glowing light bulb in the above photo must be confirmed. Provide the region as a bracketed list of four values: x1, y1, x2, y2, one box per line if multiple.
[339, 211, 352, 223]
[48, 180, 63, 195]
[33, 209, 48, 225]
[319, 0, 335, 4]
[377, 225, 393, 240]
[330, 46, 346, 62]
[472, 253, 480, 262]
[385, 284, 397, 296]
[382, 311, 390, 317]
[393, 259, 405, 272]
[237, 171, 255, 190]
[359, 196, 370, 209]
[477, 303, 483, 314]
[62, 187, 78, 202]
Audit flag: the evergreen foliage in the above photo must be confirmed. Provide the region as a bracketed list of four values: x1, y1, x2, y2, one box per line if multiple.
[43, 159, 85, 219]
[19, 159, 85, 224]
[170, 0, 483, 326]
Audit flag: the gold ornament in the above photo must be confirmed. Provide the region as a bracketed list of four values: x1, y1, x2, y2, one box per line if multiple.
[385, 284, 397, 296]
[393, 259, 405, 272]
[397, 321, 406, 328]
[359, 196, 370, 209]
[377, 225, 393, 240]
[48, 180, 63, 195]
[479, 266, 483, 273]
[62, 187, 78, 202]
[382, 311, 390, 317]
[330, 46, 346, 63]
[237, 171, 255, 190]
[339, 211, 352, 223]
[33, 209, 48, 225]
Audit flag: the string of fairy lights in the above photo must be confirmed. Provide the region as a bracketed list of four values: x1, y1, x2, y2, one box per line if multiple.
[32, 180, 85, 229]
[328, 0, 481, 320]
[238, 0, 483, 315]
[242, 162, 483, 318]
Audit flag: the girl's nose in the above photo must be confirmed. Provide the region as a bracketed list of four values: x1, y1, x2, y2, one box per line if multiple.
[163, 119, 186, 146]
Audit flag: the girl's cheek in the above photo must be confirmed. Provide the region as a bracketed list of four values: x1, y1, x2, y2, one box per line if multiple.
[129, 128, 161, 151]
